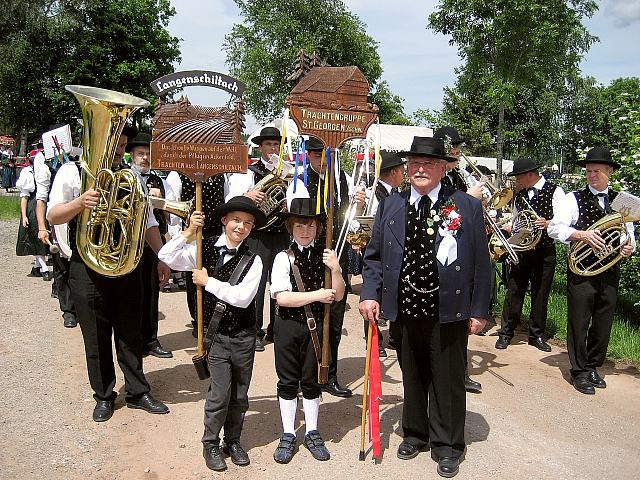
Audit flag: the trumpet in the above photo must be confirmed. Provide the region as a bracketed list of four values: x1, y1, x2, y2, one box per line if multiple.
[460, 153, 512, 209]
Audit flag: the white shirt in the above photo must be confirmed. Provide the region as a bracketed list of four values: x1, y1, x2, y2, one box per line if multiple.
[548, 185, 636, 251]
[158, 233, 263, 308]
[33, 152, 51, 201]
[47, 162, 158, 229]
[16, 166, 35, 198]
[514, 177, 565, 215]
[270, 240, 315, 298]
[409, 184, 441, 212]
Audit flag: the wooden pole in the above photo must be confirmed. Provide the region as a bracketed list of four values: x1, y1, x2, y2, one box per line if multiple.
[319, 148, 335, 384]
[359, 321, 373, 461]
[195, 175, 204, 356]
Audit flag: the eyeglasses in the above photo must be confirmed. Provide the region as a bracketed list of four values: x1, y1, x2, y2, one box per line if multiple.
[407, 160, 443, 169]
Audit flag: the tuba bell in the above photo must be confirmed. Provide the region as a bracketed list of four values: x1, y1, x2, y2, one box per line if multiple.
[66, 85, 150, 277]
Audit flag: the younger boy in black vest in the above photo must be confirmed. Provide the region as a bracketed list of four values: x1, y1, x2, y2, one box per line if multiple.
[159, 196, 266, 471]
[269, 198, 345, 463]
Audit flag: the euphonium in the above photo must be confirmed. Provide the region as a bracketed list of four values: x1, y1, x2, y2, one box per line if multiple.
[568, 212, 631, 276]
[66, 85, 150, 277]
[251, 168, 294, 230]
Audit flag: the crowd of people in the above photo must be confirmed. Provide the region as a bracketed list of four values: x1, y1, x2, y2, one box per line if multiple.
[14, 122, 636, 478]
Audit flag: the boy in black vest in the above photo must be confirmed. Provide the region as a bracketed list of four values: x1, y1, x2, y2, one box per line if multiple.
[159, 196, 266, 471]
[270, 198, 345, 463]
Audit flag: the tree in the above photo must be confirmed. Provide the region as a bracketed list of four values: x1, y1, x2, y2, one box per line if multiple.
[428, 0, 598, 180]
[224, 0, 393, 122]
[0, 0, 180, 141]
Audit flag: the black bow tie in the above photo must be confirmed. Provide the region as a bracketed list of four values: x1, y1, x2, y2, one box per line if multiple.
[215, 245, 237, 270]
[593, 192, 611, 213]
[390, 187, 399, 195]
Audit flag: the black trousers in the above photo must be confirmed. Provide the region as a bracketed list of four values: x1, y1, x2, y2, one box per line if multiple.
[202, 327, 256, 446]
[399, 314, 467, 459]
[139, 246, 161, 349]
[69, 257, 150, 402]
[274, 316, 322, 400]
[250, 229, 290, 337]
[52, 252, 75, 319]
[500, 244, 556, 340]
[566, 266, 619, 379]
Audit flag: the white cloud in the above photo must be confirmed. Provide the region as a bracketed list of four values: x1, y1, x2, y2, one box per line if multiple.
[602, 0, 640, 27]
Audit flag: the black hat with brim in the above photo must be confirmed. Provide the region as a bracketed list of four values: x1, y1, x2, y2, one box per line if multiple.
[125, 132, 151, 153]
[306, 136, 325, 152]
[398, 137, 455, 161]
[212, 195, 267, 229]
[379, 150, 406, 172]
[507, 157, 540, 177]
[576, 146, 620, 169]
[434, 126, 466, 145]
[252, 126, 282, 146]
[278, 197, 325, 219]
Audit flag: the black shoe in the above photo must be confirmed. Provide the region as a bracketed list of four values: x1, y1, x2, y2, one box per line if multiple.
[27, 267, 42, 278]
[51, 289, 58, 299]
[495, 335, 511, 349]
[255, 337, 265, 352]
[303, 430, 330, 461]
[126, 393, 169, 414]
[587, 370, 607, 388]
[144, 345, 173, 358]
[434, 455, 461, 478]
[92, 399, 114, 422]
[222, 441, 250, 466]
[264, 333, 274, 344]
[387, 340, 397, 350]
[377, 318, 387, 327]
[63, 314, 77, 328]
[162, 283, 172, 293]
[464, 376, 482, 393]
[42, 271, 52, 281]
[321, 380, 352, 398]
[397, 441, 420, 460]
[528, 337, 551, 352]
[378, 347, 387, 358]
[572, 376, 596, 395]
[273, 433, 297, 464]
[203, 445, 227, 471]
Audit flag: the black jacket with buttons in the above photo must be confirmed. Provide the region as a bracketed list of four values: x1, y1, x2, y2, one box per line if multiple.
[360, 185, 491, 323]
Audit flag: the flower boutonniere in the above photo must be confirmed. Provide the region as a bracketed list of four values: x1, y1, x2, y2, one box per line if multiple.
[425, 198, 463, 236]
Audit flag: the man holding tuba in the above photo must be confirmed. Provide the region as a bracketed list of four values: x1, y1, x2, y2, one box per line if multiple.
[495, 158, 565, 352]
[226, 126, 291, 351]
[47, 127, 171, 422]
[548, 147, 635, 395]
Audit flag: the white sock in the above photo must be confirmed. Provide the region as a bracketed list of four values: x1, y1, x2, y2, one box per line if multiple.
[35, 255, 48, 272]
[302, 397, 320, 434]
[278, 397, 297, 435]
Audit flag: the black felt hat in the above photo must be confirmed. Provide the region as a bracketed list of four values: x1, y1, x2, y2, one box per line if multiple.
[398, 137, 454, 161]
[379, 150, 406, 172]
[507, 157, 540, 177]
[278, 197, 323, 219]
[212, 196, 267, 229]
[125, 132, 151, 153]
[252, 126, 282, 146]
[433, 126, 466, 145]
[305, 137, 325, 152]
[577, 146, 620, 169]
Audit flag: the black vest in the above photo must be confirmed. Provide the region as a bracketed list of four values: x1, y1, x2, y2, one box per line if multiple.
[276, 242, 325, 323]
[202, 237, 257, 335]
[179, 173, 225, 238]
[515, 180, 557, 248]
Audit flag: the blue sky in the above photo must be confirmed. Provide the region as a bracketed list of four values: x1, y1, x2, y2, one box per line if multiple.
[167, 0, 640, 130]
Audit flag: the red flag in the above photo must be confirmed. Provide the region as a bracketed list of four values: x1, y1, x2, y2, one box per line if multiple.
[368, 325, 382, 459]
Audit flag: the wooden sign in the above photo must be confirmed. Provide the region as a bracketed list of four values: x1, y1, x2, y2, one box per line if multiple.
[149, 71, 248, 181]
[286, 65, 378, 148]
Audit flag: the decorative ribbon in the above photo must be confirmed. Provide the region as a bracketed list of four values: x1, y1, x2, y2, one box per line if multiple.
[302, 138, 307, 187]
[293, 141, 301, 194]
[368, 325, 382, 459]
[436, 231, 458, 266]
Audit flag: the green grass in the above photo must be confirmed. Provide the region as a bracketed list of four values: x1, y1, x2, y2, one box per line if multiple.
[495, 273, 640, 366]
[0, 196, 20, 220]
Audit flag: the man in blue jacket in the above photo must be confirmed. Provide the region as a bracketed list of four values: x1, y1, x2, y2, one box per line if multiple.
[359, 136, 491, 478]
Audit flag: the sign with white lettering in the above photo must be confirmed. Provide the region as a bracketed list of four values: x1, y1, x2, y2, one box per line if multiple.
[150, 70, 246, 97]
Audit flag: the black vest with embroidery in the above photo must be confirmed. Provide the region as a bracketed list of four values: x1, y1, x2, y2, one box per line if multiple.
[399, 198, 439, 320]
[515, 181, 557, 249]
[300, 168, 350, 248]
[179, 173, 224, 238]
[573, 186, 617, 231]
[202, 237, 257, 335]
[249, 161, 286, 233]
[276, 242, 325, 323]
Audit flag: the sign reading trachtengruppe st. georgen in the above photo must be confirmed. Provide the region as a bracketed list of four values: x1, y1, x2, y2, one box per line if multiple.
[150, 141, 248, 182]
[288, 106, 377, 149]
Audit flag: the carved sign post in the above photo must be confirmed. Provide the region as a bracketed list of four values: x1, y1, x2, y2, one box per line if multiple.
[149, 71, 248, 368]
[286, 66, 378, 384]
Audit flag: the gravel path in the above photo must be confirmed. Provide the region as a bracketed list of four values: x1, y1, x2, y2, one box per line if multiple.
[1, 219, 639, 480]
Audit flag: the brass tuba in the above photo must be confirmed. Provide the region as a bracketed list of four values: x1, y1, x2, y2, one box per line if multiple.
[568, 212, 632, 276]
[251, 167, 294, 230]
[66, 85, 150, 277]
